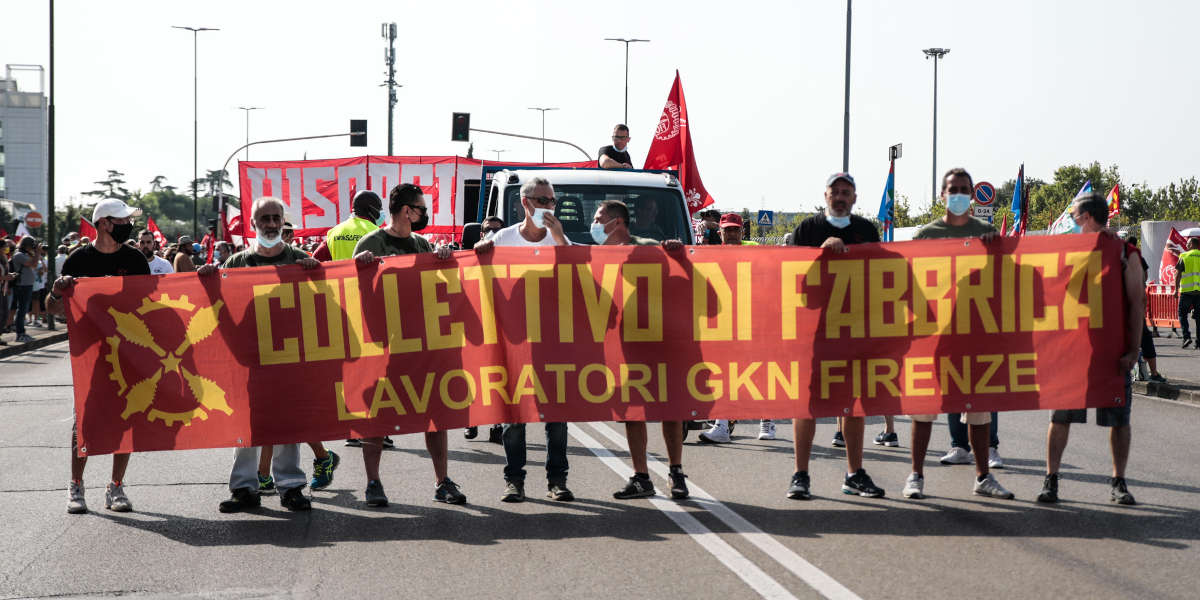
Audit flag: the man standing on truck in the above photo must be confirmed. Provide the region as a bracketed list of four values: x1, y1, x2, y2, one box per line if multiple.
[598, 124, 634, 169]
[474, 177, 574, 502]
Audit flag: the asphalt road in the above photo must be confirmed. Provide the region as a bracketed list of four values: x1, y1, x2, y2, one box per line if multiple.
[2, 341, 1199, 599]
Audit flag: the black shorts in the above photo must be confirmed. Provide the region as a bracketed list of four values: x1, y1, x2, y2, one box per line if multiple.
[1140, 325, 1156, 359]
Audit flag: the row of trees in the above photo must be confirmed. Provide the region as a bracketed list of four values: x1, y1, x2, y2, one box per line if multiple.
[742, 162, 1199, 239]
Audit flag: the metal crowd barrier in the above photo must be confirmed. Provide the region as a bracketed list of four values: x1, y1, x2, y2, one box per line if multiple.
[1146, 284, 1180, 334]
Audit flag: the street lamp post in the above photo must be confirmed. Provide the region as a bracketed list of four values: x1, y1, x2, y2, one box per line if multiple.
[922, 47, 949, 203]
[527, 107, 558, 162]
[490, 149, 507, 161]
[173, 25, 220, 238]
[841, 1, 852, 173]
[237, 106, 263, 161]
[603, 37, 650, 127]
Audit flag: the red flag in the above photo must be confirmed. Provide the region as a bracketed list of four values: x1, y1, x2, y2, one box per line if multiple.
[146, 217, 167, 248]
[1106, 184, 1120, 218]
[999, 213, 1009, 236]
[79, 217, 97, 240]
[643, 71, 714, 213]
[1160, 227, 1188, 285]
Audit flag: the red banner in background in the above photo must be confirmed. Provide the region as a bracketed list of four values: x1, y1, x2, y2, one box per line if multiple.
[66, 234, 1127, 456]
[237, 156, 595, 243]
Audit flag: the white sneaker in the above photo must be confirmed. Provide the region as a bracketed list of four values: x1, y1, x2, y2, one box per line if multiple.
[973, 473, 1014, 499]
[902, 472, 925, 499]
[67, 482, 87, 514]
[939, 447, 973, 465]
[758, 420, 776, 440]
[987, 447, 1004, 469]
[105, 482, 133, 512]
[698, 420, 732, 444]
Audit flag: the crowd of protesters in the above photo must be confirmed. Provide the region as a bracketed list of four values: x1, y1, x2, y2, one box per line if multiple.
[33, 159, 1174, 516]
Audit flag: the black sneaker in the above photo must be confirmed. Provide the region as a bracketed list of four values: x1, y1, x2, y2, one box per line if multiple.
[435, 478, 467, 504]
[501, 481, 525, 503]
[787, 471, 811, 500]
[842, 469, 885, 498]
[279, 486, 312, 511]
[382, 436, 395, 449]
[464, 426, 479, 439]
[613, 475, 655, 499]
[365, 480, 389, 507]
[1110, 477, 1136, 505]
[669, 467, 689, 499]
[1037, 473, 1059, 503]
[873, 431, 899, 447]
[1184, 338, 1193, 349]
[831, 431, 846, 447]
[219, 487, 261, 513]
[547, 482, 575, 502]
[488, 425, 503, 444]
[1148, 373, 1168, 383]
[345, 438, 363, 447]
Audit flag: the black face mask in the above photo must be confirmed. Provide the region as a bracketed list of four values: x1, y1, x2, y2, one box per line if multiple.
[109, 222, 134, 244]
[411, 214, 429, 232]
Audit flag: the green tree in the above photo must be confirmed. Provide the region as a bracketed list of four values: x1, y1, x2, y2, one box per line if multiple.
[83, 169, 132, 201]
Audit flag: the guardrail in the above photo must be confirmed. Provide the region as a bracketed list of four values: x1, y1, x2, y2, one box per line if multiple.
[1146, 284, 1180, 333]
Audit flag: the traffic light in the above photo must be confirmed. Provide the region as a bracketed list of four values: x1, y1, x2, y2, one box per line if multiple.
[452, 112, 470, 141]
[350, 119, 368, 147]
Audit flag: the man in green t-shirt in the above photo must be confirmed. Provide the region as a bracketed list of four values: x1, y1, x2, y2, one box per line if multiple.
[351, 183, 465, 508]
[904, 168, 1013, 501]
[200, 196, 325, 514]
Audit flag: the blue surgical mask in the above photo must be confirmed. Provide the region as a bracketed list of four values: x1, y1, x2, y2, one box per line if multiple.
[375, 213, 387, 227]
[827, 214, 851, 229]
[947, 193, 972, 216]
[257, 233, 282, 249]
[590, 222, 609, 245]
[531, 208, 552, 229]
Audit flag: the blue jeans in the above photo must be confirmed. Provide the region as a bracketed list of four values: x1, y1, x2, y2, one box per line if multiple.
[502, 422, 569, 484]
[11, 285, 32, 337]
[947, 412, 999, 450]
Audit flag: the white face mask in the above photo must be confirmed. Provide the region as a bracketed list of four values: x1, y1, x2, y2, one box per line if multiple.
[826, 214, 851, 229]
[946, 193, 972, 216]
[531, 208, 552, 229]
[257, 233, 282, 249]
[590, 222, 609, 244]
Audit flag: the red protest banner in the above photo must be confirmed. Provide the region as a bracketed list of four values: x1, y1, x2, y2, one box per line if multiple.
[66, 234, 1127, 456]
[237, 156, 595, 243]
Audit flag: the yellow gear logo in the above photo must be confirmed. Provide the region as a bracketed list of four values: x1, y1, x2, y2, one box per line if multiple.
[103, 294, 233, 426]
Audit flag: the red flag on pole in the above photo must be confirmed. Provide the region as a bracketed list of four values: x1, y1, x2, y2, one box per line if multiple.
[1160, 227, 1188, 285]
[643, 71, 714, 214]
[79, 217, 97, 240]
[146, 217, 167, 248]
[999, 213, 1009, 236]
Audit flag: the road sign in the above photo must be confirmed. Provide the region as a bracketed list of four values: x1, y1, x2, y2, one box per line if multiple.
[973, 181, 996, 206]
[24, 211, 44, 228]
[757, 210, 774, 227]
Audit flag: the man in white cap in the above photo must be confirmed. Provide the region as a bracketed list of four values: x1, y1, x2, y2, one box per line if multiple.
[46, 198, 150, 514]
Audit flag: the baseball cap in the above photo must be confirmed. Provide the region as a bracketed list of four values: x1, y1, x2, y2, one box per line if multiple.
[92, 198, 142, 222]
[177, 235, 195, 247]
[825, 172, 856, 189]
[719, 213, 744, 228]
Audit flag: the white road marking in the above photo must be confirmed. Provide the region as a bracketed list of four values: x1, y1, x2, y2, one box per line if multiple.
[586, 422, 864, 600]
[567, 423, 798, 600]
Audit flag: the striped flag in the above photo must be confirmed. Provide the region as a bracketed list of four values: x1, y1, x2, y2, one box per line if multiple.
[1048, 181, 1093, 234]
[1106, 184, 1120, 218]
[877, 160, 896, 242]
[1008, 164, 1026, 236]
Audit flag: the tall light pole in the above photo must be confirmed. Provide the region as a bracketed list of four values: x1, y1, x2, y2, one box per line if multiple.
[490, 149, 507, 161]
[604, 37, 650, 127]
[382, 22, 399, 156]
[922, 47, 949, 202]
[527, 107, 558, 162]
[841, 1, 852, 172]
[237, 106, 263, 161]
[173, 25, 219, 238]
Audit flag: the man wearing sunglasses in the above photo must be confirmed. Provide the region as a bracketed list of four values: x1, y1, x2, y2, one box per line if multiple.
[598, 124, 634, 170]
[474, 177, 572, 502]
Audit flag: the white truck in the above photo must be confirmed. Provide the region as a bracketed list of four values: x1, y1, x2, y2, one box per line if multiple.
[463, 168, 696, 248]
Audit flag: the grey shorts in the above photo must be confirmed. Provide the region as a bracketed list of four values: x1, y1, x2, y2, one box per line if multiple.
[1050, 374, 1132, 428]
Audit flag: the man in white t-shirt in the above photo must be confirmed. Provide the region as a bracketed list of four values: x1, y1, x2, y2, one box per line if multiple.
[138, 230, 174, 275]
[474, 177, 572, 503]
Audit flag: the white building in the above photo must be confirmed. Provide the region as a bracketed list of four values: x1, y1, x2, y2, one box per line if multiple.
[0, 65, 48, 216]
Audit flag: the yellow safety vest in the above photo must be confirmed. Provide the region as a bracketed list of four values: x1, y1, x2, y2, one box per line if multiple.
[1179, 249, 1200, 294]
[325, 216, 379, 260]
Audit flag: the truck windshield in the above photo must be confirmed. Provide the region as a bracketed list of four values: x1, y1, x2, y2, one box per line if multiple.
[505, 185, 691, 245]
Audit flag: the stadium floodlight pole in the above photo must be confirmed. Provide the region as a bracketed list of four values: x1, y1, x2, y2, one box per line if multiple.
[172, 25, 220, 238]
[527, 107, 558, 162]
[922, 47, 949, 203]
[604, 38, 650, 127]
[237, 107, 263, 161]
[490, 149, 507, 161]
[841, 1, 851, 172]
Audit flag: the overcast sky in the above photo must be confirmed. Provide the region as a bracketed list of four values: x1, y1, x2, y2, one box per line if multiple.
[3, 0, 1198, 216]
